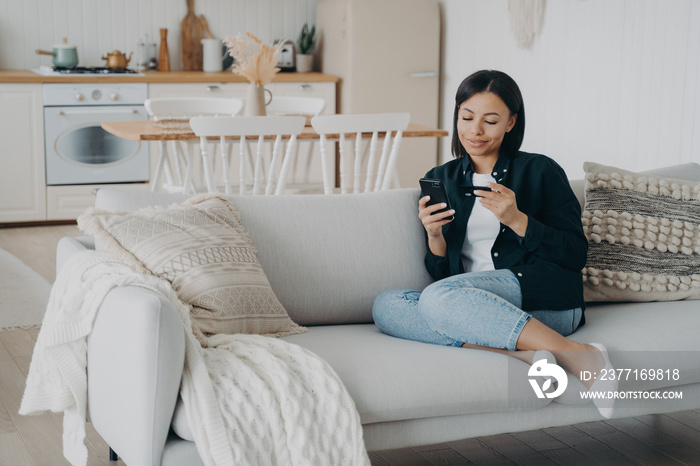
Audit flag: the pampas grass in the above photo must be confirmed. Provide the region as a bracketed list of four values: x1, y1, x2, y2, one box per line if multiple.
[223, 33, 282, 85]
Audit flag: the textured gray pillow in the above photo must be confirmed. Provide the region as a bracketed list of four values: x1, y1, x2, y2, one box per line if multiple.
[78, 194, 305, 338]
[582, 162, 700, 302]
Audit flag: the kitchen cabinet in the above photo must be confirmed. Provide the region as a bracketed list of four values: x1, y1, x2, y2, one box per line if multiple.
[147, 81, 335, 108]
[148, 82, 247, 99]
[271, 82, 336, 106]
[148, 81, 336, 189]
[0, 84, 46, 223]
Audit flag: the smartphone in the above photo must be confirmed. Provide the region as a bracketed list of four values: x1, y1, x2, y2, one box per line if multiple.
[463, 186, 493, 197]
[419, 178, 454, 221]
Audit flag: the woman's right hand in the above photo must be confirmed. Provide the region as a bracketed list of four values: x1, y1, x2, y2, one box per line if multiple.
[419, 196, 455, 235]
[418, 196, 454, 257]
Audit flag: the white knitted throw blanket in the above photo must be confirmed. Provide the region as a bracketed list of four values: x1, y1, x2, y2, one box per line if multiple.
[20, 250, 370, 465]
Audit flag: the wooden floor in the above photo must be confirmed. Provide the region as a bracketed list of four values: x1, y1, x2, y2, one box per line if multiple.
[0, 223, 124, 465]
[1, 224, 700, 466]
[0, 223, 81, 282]
[369, 411, 700, 465]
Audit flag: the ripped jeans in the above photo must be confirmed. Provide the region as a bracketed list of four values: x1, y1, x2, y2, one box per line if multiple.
[372, 269, 583, 351]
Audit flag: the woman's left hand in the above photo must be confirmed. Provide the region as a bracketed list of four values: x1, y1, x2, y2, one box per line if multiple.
[477, 183, 529, 237]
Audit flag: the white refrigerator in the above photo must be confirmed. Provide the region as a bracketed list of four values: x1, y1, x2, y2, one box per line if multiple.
[316, 0, 441, 188]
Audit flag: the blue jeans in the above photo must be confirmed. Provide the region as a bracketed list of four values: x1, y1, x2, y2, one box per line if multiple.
[372, 270, 582, 351]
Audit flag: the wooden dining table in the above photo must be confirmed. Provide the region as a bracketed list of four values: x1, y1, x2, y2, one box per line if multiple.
[101, 119, 448, 141]
[101, 119, 449, 194]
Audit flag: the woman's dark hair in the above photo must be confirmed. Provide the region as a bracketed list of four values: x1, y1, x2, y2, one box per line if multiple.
[451, 70, 525, 159]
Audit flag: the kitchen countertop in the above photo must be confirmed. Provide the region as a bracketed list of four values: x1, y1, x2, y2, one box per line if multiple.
[0, 70, 338, 84]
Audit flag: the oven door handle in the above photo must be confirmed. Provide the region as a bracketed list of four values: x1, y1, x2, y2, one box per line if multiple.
[58, 108, 139, 116]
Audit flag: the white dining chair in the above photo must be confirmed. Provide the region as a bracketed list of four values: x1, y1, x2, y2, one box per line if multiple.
[189, 115, 307, 195]
[310, 113, 411, 194]
[144, 97, 244, 194]
[265, 96, 326, 189]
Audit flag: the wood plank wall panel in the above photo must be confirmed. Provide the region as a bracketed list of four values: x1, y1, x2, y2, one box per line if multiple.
[439, 0, 700, 178]
[0, 0, 318, 71]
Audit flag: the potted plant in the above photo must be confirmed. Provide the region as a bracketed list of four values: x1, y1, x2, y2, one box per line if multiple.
[296, 23, 316, 73]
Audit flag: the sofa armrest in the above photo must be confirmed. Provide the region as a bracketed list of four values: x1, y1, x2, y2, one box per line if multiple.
[56, 236, 95, 275]
[87, 285, 186, 466]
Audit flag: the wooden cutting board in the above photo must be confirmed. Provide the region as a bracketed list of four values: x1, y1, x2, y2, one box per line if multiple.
[180, 0, 203, 70]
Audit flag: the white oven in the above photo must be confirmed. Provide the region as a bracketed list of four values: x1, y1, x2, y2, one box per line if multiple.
[43, 83, 150, 185]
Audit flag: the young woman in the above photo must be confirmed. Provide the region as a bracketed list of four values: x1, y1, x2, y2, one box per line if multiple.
[372, 70, 616, 417]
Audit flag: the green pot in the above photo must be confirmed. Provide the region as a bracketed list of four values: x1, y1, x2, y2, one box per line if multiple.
[36, 40, 79, 68]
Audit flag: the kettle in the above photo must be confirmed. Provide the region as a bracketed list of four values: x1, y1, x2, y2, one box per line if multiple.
[102, 50, 133, 70]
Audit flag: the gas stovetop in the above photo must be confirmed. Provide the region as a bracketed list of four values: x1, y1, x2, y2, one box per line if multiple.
[55, 66, 139, 74]
[31, 65, 144, 76]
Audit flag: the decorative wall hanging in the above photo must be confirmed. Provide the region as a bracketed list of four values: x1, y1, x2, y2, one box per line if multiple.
[508, 0, 547, 49]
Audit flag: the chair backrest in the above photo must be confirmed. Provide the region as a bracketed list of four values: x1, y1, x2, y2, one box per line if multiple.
[144, 98, 244, 195]
[266, 97, 327, 188]
[189, 116, 306, 195]
[266, 96, 326, 116]
[310, 112, 411, 194]
[189, 115, 306, 137]
[144, 97, 244, 120]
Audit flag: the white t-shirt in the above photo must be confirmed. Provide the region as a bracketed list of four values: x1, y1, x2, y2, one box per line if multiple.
[461, 172, 500, 272]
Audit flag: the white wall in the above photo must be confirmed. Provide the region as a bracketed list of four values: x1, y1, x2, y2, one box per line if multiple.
[438, 0, 700, 179]
[0, 0, 317, 70]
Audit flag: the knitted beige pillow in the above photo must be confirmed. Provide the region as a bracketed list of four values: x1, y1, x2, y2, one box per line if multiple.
[78, 194, 305, 338]
[582, 162, 700, 302]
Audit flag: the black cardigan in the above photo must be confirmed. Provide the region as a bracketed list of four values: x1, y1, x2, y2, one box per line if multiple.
[422, 151, 587, 313]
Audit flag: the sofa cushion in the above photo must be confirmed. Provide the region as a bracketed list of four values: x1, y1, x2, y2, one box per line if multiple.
[174, 301, 700, 442]
[79, 194, 304, 337]
[172, 296, 700, 441]
[287, 312, 700, 421]
[286, 325, 552, 423]
[170, 323, 551, 441]
[94, 188, 435, 325]
[581, 162, 700, 302]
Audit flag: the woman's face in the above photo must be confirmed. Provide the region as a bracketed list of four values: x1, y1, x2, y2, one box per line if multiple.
[457, 92, 517, 167]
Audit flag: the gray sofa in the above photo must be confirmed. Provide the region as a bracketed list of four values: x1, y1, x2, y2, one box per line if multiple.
[57, 163, 700, 465]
